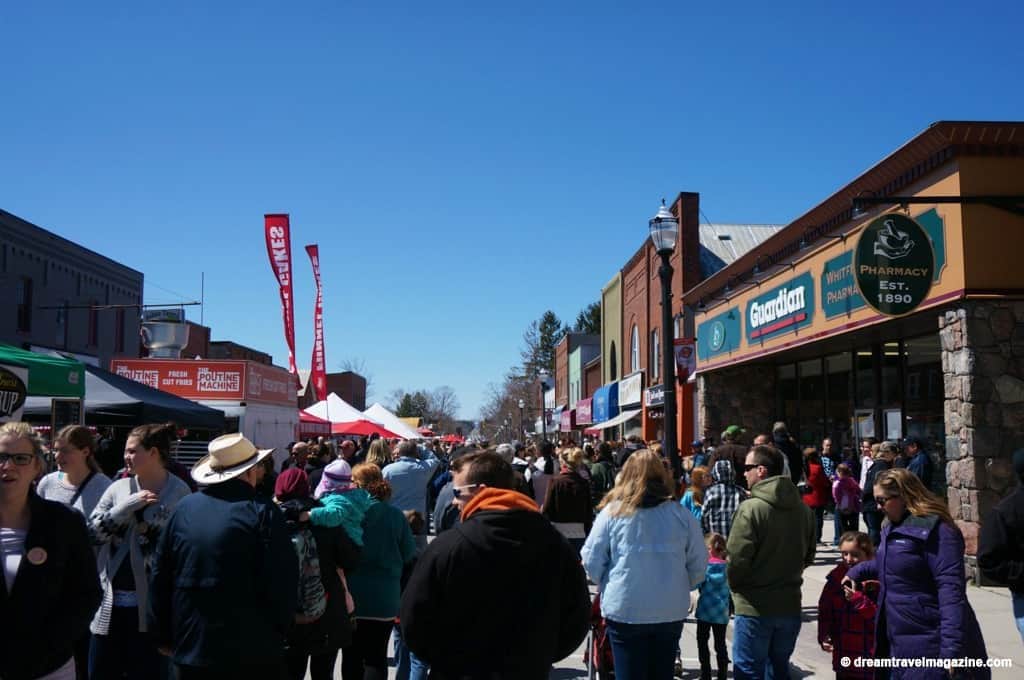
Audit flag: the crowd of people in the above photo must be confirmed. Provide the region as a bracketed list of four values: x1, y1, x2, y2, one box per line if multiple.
[1, 418, 1021, 680]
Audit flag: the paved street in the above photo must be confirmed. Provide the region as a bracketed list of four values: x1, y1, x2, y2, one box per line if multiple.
[317, 537, 1022, 679]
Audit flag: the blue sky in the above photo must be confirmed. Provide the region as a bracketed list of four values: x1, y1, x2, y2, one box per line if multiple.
[2, 1, 1022, 418]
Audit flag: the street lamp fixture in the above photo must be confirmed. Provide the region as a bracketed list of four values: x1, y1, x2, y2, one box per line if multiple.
[518, 399, 525, 441]
[649, 199, 680, 478]
[537, 368, 550, 443]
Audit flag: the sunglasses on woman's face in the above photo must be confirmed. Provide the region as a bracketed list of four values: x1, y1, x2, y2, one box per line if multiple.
[0, 453, 35, 466]
[874, 496, 898, 506]
[453, 483, 483, 499]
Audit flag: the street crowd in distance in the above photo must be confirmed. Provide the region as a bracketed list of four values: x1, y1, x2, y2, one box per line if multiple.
[2, 420, 1023, 680]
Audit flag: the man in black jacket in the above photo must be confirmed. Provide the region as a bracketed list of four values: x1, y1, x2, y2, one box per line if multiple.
[149, 433, 299, 680]
[978, 448, 1024, 642]
[401, 451, 590, 679]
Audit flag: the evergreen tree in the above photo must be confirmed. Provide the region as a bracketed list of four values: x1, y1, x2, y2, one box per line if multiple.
[520, 310, 568, 377]
[573, 301, 601, 334]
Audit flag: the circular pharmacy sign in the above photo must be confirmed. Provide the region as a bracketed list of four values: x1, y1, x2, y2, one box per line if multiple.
[855, 213, 934, 316]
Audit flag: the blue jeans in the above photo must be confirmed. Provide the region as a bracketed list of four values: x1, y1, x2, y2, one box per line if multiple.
[604, 619, 684, 680]
[393, 624, 428, 680]
[1014, 591, 1024, 642]
[732, 615, 801, 680]
[863, 509, 883, 547]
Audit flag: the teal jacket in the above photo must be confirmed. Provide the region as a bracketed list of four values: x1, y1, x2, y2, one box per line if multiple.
[346, 502, 416, 619]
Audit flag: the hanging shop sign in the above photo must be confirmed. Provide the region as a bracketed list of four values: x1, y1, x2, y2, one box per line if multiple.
[854, 213, 935, 316]
[576, 398, 593, 424]
[673, 338, 696, 382]
[644, 384, 664, 408]
[0, 365, 28, 423]
[619, 372, 643, 407]
[745, 272, 815, 343]
[697, 307, 741, 360]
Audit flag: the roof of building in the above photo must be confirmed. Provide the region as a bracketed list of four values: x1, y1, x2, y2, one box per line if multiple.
[684, 120, 1024, 307]
[698, 224, 784, 279]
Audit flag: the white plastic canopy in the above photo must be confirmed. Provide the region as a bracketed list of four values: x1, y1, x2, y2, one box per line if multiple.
[304, 393, 372, 424]
[362, 402, 423, 440]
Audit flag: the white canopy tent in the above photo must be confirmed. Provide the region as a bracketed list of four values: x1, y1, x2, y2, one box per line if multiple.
[362, 402, 424, 440]
[304, 393, 372, 424]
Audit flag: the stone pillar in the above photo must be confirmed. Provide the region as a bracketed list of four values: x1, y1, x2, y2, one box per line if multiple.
[941, 300, 1024, 582]
[697, 363, 776, 439]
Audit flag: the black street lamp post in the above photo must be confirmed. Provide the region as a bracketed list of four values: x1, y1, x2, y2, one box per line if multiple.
[650, 200, 680, 479]
[538, 368, 550, 443]
[518, 399, 525, 441]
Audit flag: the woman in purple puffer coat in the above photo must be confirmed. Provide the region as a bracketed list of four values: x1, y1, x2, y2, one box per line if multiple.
[845, 468, 988, 679]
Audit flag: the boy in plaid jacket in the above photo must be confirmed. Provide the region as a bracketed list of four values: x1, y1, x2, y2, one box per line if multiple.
[817, 531, 877, 679]
[701, 459, 746, 537]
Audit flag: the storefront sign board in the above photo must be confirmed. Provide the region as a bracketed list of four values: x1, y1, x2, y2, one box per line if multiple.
[619, 372, 643, 407]
[696, 307, 741, 360]
[745, 272, 815, 343]
[111, 359, 295, 406]
[644, 384, 665, 408]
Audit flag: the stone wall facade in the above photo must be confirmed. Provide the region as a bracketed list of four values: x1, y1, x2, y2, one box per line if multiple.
[698, 363, 777, 441]
[940, 299, 1024, 582]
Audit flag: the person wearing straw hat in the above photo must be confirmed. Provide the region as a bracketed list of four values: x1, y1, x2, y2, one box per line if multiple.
[148, 433, 299, 680]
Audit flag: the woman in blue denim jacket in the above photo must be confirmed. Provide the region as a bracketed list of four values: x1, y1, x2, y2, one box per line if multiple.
[582, 449, 708, 680]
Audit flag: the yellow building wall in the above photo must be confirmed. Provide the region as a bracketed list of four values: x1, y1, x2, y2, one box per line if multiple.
[601, 273, 622, 384]
[958, 156, 1024, 292]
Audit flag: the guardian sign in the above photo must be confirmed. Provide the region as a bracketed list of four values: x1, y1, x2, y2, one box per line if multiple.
[745, 272, 815, 343]
[854, 213, 934, 316]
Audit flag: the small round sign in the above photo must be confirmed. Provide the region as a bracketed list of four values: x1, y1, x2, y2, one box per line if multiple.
[0, 366, 27, 419]
[854, 213, 935, 316]
[709, 321, 727, 351]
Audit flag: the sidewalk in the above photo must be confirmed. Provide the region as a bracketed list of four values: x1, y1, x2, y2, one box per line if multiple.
[544, 542, 1021, 679]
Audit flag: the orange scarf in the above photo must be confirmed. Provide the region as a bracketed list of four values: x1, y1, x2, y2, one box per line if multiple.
[461, 487, 539, 521]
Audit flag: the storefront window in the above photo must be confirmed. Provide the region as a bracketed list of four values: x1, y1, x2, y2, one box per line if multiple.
[798, 359, 824, 447]
[854, 348, 876, 409]
[777, 364, 797, 427]
[881, 342, 903, 408]
[825, 353, 852, 452]
[904, 334, 944, 457]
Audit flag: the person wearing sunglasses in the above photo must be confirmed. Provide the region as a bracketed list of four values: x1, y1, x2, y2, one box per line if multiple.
[844, 468, 989, 678]
[0, 421, 101, 680]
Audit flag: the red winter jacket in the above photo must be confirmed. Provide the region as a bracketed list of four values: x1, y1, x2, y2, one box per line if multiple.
[817, 562, 876, 678]
[801, 462, 831, 509]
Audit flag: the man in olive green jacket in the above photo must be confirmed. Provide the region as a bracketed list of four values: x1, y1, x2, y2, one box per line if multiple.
[726, 444, 815, 680]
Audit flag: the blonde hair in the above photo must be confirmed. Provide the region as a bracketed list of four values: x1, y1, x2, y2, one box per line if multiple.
[0, 421, 45, 458]
[597, 449, 673, 517]
[365, 439, 391, 468]
[689, 465, 711, 506]
[873, 467, 954, 526]
[560, 447, 585, 470]
[649, 442, 663, 457]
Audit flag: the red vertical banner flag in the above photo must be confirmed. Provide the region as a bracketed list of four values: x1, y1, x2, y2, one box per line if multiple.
[264, 214, 299, 385]
[305, 244, 327, 402]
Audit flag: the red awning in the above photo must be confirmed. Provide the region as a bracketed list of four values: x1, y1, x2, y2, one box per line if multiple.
[297, 410, 332, 439]
[441, 434, 464, 443]
[418, 427, 435, 436]
[332, 419, 400, 438]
